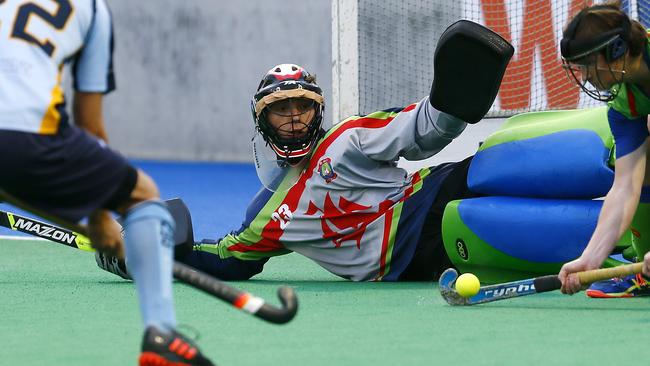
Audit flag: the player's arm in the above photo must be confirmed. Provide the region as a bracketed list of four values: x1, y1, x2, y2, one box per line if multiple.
[179, 187, 293, 280]
[71, 0, 115, 140]
[183, 236, 291, 281]
[180, 246, 271, 281]
[560, 145, 646, 293]
[73, 92, 109, 142]
[560, 109, 648, 293]
[581, 142, 646, 266]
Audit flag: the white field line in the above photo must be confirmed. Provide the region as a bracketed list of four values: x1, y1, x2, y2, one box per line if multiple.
[0, 235, 47, 241]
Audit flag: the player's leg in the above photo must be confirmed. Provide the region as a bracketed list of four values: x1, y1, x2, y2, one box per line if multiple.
[110, 170, 177, 330]
[110, 169, 214, 366]
[399, 156, 479, 281]
[0, 127, 214, 365]
[0, 127, 135, 223]
[95, 197, 196, 280]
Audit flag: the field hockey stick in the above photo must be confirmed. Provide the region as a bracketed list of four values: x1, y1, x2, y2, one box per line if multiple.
[0, 208, 94, 251]
[0, 198, 204, 257]
[439, 263, 644, 306]
[0, 190, 298, 324]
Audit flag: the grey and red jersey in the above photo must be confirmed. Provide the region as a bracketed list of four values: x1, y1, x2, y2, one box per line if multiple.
[197, 98, 467, 281]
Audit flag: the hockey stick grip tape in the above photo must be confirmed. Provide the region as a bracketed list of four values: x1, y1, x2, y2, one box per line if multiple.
[533, 275, 562, 293]
[577, 262, 643, 285]
[534, 263, 643, 294]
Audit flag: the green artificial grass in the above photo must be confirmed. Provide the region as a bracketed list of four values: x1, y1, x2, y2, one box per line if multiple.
[1, 238, 650, 366]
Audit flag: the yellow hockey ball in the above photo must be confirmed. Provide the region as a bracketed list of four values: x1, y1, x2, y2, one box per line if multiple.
[455, 273, 480, 298]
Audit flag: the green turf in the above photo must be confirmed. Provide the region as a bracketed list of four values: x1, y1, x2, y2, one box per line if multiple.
[1, 238, 650, 366]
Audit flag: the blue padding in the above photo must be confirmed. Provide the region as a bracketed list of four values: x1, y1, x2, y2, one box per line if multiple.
[468, 130, 613, 198]
[458, 197, 602, 263]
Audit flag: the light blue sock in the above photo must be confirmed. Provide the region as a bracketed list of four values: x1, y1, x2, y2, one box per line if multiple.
[123, 200, 177, 331]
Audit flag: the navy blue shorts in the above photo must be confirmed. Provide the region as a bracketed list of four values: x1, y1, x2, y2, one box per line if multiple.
[0, 125, 137, 222]
[400, 156, 480, 281]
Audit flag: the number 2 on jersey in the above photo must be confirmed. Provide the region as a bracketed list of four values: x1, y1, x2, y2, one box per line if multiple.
[1, 0, 73, 57]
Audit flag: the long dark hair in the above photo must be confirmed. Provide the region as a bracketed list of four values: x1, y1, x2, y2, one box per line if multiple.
[569, 2, 646, 58]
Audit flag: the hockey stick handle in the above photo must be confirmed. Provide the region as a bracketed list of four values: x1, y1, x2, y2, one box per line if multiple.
[533, 262, 644, 293]
[577, 262, 643, 284]
[173, 262, 297, 324]
[0, 189, 298, 324]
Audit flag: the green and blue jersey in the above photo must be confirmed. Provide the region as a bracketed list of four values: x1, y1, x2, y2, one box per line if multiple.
[607, 36, 650, 159]
[607, 35, 650, 205]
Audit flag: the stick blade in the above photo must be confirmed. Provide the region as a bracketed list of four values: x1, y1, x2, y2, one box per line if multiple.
[439, 268, 469, 306]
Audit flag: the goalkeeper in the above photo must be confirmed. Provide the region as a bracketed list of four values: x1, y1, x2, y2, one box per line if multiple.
[129, 21, 513, 282]
[559, 2, 650, 297]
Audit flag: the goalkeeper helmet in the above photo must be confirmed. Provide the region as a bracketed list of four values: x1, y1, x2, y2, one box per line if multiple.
[251, 64, 324, 165]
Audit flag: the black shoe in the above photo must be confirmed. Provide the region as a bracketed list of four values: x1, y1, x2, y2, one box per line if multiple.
[139, 326, 215, 366]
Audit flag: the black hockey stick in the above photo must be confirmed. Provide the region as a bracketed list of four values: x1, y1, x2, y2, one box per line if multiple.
[439, 263, 643, 306]
[0, 208, 94, 251]
[0, 190, 298, 324]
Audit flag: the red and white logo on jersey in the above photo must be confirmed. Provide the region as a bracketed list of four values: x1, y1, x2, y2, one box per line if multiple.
[305, 193, 393, 250]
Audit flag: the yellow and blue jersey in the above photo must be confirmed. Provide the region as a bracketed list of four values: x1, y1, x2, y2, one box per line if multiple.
[0, 0, 114, 134]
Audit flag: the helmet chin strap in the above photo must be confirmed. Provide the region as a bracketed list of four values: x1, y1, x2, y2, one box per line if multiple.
[279, 155, 308, 169]
[270, 139, 313, 167]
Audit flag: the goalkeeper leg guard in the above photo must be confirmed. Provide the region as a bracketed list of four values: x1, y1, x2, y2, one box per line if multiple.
[429, 20, 513, 124]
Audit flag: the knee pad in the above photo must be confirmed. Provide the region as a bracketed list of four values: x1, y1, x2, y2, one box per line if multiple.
[165, 198, 195, 258]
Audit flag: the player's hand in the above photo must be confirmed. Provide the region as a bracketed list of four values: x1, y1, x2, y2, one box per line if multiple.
[88, 210, 125, 259]
[558, 257, 594, 295]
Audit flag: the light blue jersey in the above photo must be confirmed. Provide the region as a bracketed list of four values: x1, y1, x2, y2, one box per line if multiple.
[0, 0, 114, 134]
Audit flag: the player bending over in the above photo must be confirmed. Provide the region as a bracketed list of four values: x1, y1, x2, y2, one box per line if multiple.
[559, 2, 650, 298]
[0, 1, 214, 364]
[146, 21, 512, 282]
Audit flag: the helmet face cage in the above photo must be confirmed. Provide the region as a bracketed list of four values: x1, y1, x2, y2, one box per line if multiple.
[562, 48, 626, 102]
[560, 7, 630, 102]
[257, 103, 324, 162]
[251, 64, 324, 165]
